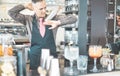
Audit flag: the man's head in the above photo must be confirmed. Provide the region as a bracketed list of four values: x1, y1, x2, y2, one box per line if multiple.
[117, 15, 120, 27]
[116, 9, 120, 27]
[32, 0, 46, 18]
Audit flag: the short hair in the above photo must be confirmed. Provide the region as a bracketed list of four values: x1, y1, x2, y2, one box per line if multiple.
[117, 9, 120, 16]
[32, 0, 44, 3]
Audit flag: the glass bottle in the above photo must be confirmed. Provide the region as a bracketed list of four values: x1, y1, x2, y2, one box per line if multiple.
[115, 51, 120, 70]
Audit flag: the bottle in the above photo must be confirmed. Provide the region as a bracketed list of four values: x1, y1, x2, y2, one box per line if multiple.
[115, 51, 120, 69]
[71, 28, 78, 45]
[107, 61, 112, 71]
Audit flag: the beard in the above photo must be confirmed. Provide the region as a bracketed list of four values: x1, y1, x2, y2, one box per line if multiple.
[117, 21, 120, 27]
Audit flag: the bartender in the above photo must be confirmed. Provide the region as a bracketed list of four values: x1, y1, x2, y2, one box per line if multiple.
[8, 0, 77, 75]
[110, 10, 120, 54]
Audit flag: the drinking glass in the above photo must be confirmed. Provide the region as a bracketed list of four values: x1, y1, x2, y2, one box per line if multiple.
[100, 48, 110, 72]
[100, 55, 109, 72]
[88, 45, 102, 72]
[77, 55, 88, 74]
[64, 45, 79, 75]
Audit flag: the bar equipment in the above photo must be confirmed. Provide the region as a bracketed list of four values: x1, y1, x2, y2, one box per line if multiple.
[0, 17, 31, 76]
[0, 22, 29, 44]
[0, 34, 15, 56]
[115, 52, 120, 70]
[0, 34, 17, 76]
[49, 58, 60, 76]
[13, 45, 29, 76]
[41, 49, 50, 69]
[0, 56, 17, 76]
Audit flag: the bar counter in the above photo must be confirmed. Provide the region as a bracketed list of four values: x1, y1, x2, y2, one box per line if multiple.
[25, 60, 120, 76]
[26, 69, 120, 76]
[81, 71, 120, 76]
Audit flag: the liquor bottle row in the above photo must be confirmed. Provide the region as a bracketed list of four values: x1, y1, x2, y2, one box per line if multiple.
[65, 0, 78, 13]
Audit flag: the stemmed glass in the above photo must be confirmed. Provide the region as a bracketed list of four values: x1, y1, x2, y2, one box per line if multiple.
[88, 45, 102, 72]
[64, 45, 79, 75]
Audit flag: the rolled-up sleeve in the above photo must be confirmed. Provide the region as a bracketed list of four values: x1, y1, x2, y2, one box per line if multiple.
[8, 4, 27, 25]
[53, 14, 77, 25]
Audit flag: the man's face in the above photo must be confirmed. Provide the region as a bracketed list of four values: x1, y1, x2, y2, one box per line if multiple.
[33, 1, 46, 18]
[117, 16, 120, 27]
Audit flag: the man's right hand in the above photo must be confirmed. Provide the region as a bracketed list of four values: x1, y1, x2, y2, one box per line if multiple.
[24, 3, 33, 11]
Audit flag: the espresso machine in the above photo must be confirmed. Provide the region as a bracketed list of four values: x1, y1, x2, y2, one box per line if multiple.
[0, 22, 29, 44]
[0, 19, 30, 76]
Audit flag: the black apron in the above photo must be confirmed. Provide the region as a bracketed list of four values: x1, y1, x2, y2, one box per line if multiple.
[29, 16, 56, 70]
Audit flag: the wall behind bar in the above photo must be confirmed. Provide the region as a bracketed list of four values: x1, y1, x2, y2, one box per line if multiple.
[0, 0, 30, 20]
[90, 0, 107, 46]
[0, 0, 65, 20]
